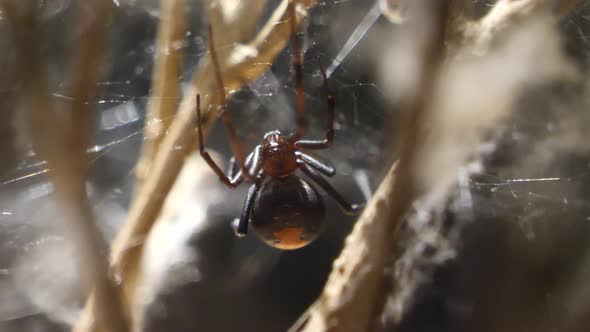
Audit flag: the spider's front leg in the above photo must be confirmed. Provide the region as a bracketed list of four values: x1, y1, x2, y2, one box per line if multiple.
[197, 94, 239, 188]
[196, 93, 262, 188]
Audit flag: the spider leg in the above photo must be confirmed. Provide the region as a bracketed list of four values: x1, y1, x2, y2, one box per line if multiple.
[294, 45, 335, 150]
[247, 145, 263, 175]
[197, 94, 241, 189]
[297, 152, 335, 177]
[289, 0, 306, 141]
[233, 176, 264, 237]
[226, 156, 237, 179]
[301, 164, 362, 215]
[208, 24, 255, 181]
[229, 145, 263, 184]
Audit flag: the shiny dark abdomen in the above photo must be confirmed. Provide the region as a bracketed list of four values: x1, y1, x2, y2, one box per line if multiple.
[250, 175, 325, 250]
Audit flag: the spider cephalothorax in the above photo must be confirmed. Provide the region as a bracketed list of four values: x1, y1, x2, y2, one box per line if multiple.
[261, 130, 298, 178]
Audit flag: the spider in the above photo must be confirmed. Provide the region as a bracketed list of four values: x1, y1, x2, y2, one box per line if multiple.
[196, 1, 362, 250]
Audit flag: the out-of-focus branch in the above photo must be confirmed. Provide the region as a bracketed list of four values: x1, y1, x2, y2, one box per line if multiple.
[301, 3, 450, 332]
[0, 1, 128, 332]
[68, 1, 111, 160]
[208, 0, 269, 47]
[462, 0, 578, 56]
[556, 0, 581, 17]
[67, 2, 130, 331]
[296, 0, 579, 331]
[135, 0, 186, 187]
[471, 0, 544, 55]
[75, 0, 319, 330]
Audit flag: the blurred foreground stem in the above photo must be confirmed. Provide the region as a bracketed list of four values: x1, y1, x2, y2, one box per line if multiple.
[301, 2, 449, 331]
[135, 0, 186, 188]
[0, 1, 128, 331]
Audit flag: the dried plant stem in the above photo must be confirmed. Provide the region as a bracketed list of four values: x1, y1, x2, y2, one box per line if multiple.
[0, 1, 128, 332]
[135, 0, 186, 187]
[68, 2, 111, 158]
[67, 2, 130, 331]
[301, 3, 449, 332]
[74, 0, 319, 330]
[295, 161, 397, 332]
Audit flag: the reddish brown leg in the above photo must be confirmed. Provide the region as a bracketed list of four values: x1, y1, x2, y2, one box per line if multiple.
[295, 47, 335, 150]
[208, 24, 254, 181]
[289, 0, 306, 141]
[196, 94, 239, 188]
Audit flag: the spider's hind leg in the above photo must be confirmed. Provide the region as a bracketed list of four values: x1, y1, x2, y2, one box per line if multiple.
[301, 164, 362, 215]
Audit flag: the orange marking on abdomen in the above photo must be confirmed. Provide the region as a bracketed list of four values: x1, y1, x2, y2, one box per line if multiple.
[272, 227, 309, 250]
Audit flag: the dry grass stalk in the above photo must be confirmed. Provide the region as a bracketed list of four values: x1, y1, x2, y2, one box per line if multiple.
[0, 1, 128, 332]
[74, 0, 319, 330]
[135, 0, 186, 187]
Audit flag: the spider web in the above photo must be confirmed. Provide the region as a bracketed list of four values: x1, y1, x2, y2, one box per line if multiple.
[1, 1, 590, 332]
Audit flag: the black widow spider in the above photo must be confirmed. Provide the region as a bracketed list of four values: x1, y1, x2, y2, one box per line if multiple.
[196, 0, 362, 250]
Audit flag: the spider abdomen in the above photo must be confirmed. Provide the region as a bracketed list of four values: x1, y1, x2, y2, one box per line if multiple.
[250, 175, 325, 250]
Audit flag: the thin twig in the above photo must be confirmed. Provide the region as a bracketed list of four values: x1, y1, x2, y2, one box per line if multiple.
[135, 0, 186, 187]
[0, 1, 128, 332]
